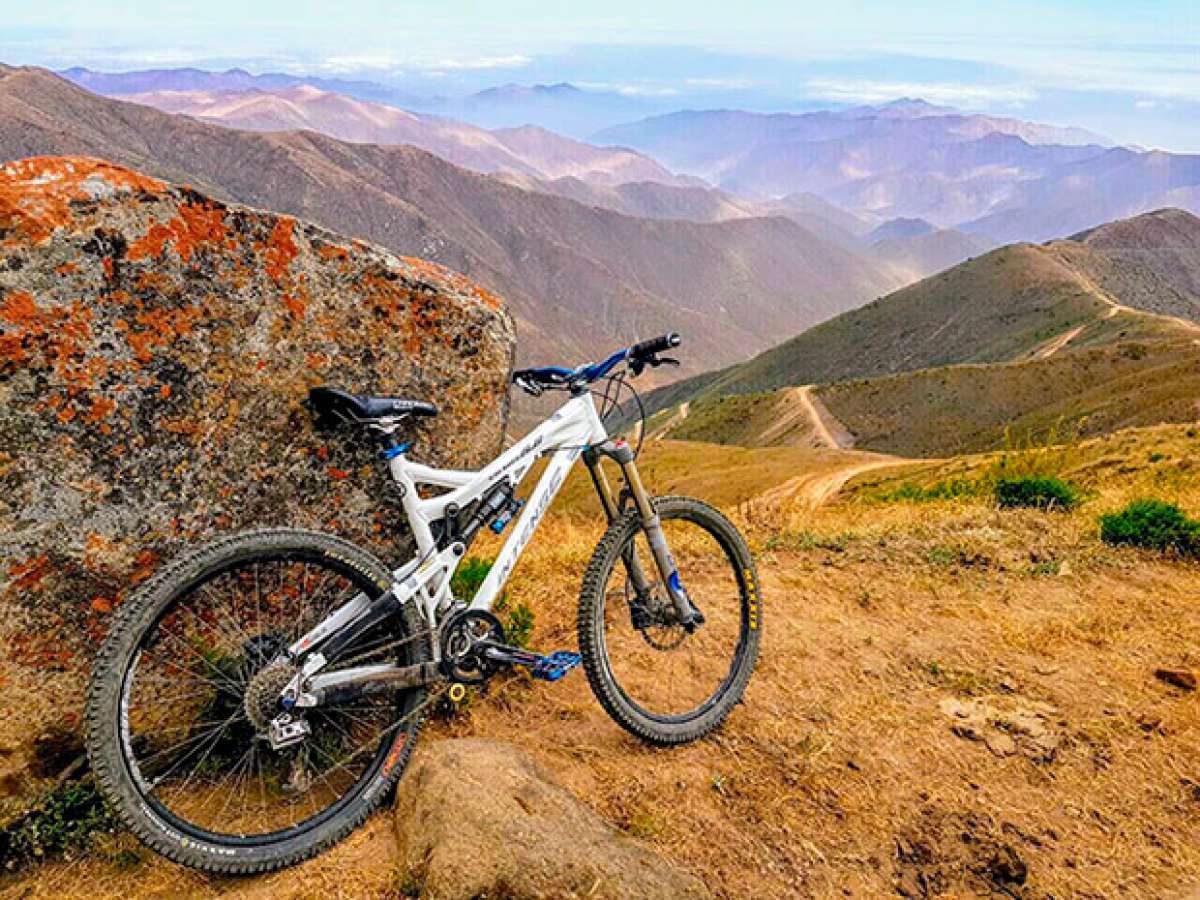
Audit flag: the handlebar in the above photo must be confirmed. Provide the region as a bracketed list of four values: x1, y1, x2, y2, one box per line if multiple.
[513, 332, 682, 395]
[629, 332, 681, 362]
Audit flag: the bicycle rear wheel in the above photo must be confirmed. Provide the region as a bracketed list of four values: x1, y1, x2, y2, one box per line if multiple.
[577, 496, 762, 745]
[86, 528, 430, 874]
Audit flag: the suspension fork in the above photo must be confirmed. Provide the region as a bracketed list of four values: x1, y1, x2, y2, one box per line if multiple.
[584, 442, 704, 630]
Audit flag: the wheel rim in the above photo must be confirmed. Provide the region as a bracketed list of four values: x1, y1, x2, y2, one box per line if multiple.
[597, 511, 751, 723]
[118, 551, 422, 843]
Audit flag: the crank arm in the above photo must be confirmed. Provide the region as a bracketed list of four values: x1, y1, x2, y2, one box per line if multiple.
[478, 643, 543, 667]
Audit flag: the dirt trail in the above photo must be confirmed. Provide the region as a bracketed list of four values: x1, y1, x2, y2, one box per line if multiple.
[757, 385, 853, 449]
[755, 453, 920, 510]
[1034, 324, 1086, 359]
[1074, 267, 1200, 334]
[649, 400, 689, 441]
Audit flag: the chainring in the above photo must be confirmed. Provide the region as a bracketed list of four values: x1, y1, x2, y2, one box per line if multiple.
[439, 609, 507, 684]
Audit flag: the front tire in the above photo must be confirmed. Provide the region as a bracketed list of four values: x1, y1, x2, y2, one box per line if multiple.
[86, 528, 430, 874]
[578, 496, 762, 745]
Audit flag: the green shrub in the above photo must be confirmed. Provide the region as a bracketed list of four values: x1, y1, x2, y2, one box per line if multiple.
[1099, 499, 1200, 555]
[450, 556, 492, 598]
[0, 780, 121, 868]
[994, 476, 1079, 510]
[877, 477, 982, 503]
[451, 557, 535, 648]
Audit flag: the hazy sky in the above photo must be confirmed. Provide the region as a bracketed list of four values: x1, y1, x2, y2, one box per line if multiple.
[3, 1, 1198, 148]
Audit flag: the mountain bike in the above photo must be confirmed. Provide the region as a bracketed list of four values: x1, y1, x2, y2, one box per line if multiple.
[86, 332, 762, 874]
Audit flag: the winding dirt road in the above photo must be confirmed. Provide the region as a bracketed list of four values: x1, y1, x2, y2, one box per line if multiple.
[755, 454, 919, 510]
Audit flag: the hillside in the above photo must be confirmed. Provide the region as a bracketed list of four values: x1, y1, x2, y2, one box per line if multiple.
[8, 427, 1200, 896]
[0, 64, 902, 393]
[1075, 206, 1200, 299]
[633, 208, 1200, 454]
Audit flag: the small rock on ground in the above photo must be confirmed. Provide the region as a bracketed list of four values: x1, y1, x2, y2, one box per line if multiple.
[394, 738, 711, 900]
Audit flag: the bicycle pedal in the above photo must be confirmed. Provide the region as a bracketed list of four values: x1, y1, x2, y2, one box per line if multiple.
[529, 650, 582, 682]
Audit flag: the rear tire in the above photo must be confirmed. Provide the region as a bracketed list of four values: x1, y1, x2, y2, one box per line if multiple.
[86, 528, 430, 874]
[577, 496, 762, 745]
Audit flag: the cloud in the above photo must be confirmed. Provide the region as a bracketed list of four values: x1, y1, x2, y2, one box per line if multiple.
[317, 52, 531, 76]
[575, 80, 680, 97]
[319, 53, 404, 73]
[431, 54, 532, 71]
[803, 78, 1037, 108]
[683, 76, 761, 90]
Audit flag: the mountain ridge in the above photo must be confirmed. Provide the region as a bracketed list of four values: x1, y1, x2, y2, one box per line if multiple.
[0, 64, 902, 419]
[107, 83, 698, 189]
[597, 108, 1194, 239]
[632, 207, 1200, 453]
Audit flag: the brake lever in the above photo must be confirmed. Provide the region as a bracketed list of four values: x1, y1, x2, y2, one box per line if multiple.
[652, 356, 681, 368]
[514, 376, 543, 397]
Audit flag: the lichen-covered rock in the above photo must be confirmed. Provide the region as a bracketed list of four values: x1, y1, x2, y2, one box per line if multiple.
[0, 156, 515, 819]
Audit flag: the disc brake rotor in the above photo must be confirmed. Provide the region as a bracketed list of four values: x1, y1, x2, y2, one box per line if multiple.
[624, 577, 687, 650]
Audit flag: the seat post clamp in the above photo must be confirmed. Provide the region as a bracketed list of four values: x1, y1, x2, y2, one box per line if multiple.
[378, 441, 411, 460]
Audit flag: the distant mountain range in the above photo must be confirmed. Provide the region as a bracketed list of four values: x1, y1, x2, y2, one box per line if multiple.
[0, 64, 903, 414]
[636, 208, 1200, 455]
[68, 75, 1000, 282]
[59, 67, 673, 138]
[59, 65, 1200, 254]
[597, 106, 1200, 241]
[106, 83, 698, 189]
[60, 65, 432, 110]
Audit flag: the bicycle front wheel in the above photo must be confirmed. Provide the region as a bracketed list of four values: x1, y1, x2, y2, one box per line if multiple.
[578, 496, 762, 745]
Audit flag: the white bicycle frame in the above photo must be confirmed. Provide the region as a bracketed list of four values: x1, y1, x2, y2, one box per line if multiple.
[390, 391, 607, 625]
[282, 391, 616, 704]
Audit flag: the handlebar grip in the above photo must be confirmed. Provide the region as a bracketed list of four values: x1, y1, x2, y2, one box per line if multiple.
[630, 332, 681, 359]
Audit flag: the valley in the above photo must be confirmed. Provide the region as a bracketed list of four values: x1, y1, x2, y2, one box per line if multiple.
[639, 208, 1200, 456]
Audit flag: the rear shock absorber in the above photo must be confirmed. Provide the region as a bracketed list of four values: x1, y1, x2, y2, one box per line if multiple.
[459, 480, 515, 546]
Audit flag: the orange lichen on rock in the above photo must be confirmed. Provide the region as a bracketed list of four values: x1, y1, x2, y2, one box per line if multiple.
[0, 157, 165, 243]
[317, 242, 350, 261]
[127, 198, 228, 264]
[0, 289, 94, 380]
[7, 554, 51, 593]
[400, 255, 502, 310]
[261, 216, 299, 281]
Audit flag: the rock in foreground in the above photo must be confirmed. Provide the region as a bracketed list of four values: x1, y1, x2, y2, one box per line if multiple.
[0, 156, 515, 819]
[393, 739, 711, 899]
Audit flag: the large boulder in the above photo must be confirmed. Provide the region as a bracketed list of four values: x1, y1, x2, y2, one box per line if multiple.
[0, 156, 515, 820]
[393, 739, 712, 899]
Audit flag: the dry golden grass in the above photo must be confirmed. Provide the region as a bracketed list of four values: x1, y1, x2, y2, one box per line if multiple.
[6, 429, 1199, 898]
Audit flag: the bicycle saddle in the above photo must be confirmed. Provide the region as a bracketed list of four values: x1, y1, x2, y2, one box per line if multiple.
[308, 386, 438, 425]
